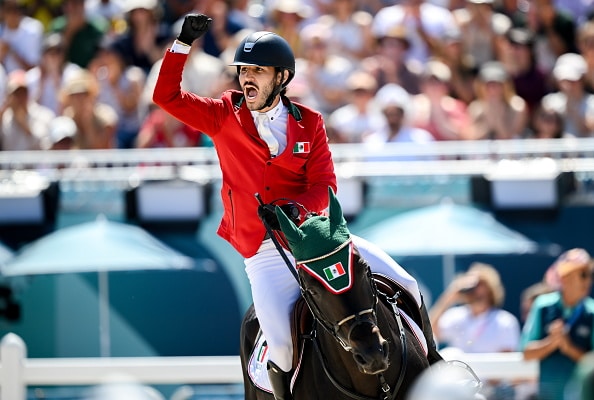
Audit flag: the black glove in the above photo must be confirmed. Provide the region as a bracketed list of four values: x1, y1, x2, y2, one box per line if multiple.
[258, 203, 300, 231]
[177, 13, 212, 46]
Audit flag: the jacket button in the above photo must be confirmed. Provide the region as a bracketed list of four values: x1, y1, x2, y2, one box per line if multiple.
[265, 186, 270, 190]
[266, 161, 271, 166]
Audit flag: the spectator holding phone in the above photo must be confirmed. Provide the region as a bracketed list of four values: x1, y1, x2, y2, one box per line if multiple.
[429, 262, 521, 353]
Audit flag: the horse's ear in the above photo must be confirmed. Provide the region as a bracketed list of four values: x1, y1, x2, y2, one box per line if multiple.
[328, 187, 346, 228]
[276, 205, 304, 244]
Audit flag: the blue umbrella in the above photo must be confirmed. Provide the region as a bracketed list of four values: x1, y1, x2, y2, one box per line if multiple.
[0, 215, 194, 357]
[359, 200, 541, 288]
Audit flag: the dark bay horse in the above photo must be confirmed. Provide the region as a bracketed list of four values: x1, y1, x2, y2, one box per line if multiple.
[240, 188, 430, 400]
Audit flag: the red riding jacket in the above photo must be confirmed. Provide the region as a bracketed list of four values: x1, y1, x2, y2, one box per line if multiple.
[153, 51, 337, 258]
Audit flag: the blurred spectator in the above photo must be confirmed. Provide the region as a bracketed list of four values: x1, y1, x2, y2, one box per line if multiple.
[141, 21, 225, 116]
[294, 22, 356, 117]
[410, 59, 473, 140]
[363, 83, 435, 160]
[0, 69, 55, 151]
[526, 100, 570, 139]
[451, 0, 512, 67]
[361, 25, 423, 95]
[429, 261, 521, 353]
[315, 0, 375, 62]
[541, 53, 594, 137]
[19, 0, 62, 30]
[326, 70, 384, 143]
[577, 21, 594, 93]
[0, 0, 44, 73]
[161, 0, 195, 28]
[553, 0, 594, 27]
[85, 0, 125, 38]
[44, 115, 77, 150]
[110, 0, 170, 74]
[266, 0, 312, 58]
[433, 27, 477, 103]
[88, 39, 146, 149]
[26, 33, 81, 115]
[467, 61, 529, 140]
[371, 0, 458, 64]
[48, 0, 108, 68]
[518, 0, 578, 76]
[521, 248, 594, 400]
[500, 27, 551, 117]
[135, 107, 203, 148]
[59, 69, 118, 149]
[520, 281, 554, 323]
[200, 0, 246, 58]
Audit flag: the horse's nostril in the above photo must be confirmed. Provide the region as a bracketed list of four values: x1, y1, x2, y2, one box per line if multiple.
[381, 340, 389, 355]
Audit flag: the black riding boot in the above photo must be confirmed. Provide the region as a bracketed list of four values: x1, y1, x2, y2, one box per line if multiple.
[420, 296, 443, 364]
[267, 361, 293, 400]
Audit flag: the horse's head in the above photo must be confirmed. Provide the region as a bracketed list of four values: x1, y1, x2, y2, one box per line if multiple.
[276, 187, 389, 374]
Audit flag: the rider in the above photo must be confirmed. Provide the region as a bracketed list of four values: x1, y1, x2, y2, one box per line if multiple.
[153, 14, 439, 400]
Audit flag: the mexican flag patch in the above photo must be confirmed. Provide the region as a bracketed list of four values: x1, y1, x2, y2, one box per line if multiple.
[293, 142, 310, 154]
[298, 240, 354, 294]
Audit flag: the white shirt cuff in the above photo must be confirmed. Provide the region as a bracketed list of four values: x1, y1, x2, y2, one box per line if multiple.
[170, 41, 191, 54]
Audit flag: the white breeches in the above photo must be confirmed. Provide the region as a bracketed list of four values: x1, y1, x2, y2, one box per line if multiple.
[244, 235, 420, 372]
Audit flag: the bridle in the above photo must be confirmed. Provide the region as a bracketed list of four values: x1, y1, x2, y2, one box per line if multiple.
[298, 244, 409, 400]
[256, 195, 409, 399]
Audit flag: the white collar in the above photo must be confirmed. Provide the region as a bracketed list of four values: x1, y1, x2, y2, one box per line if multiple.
[251, 99, 285, 122]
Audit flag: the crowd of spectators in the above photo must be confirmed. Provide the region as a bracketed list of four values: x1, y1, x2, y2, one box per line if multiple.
[0, 0, 593, 152]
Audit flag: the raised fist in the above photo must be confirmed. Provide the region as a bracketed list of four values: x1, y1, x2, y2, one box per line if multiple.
[177, 13, 212, 46]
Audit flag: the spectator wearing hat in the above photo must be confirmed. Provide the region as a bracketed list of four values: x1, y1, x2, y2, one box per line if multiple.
[527, 100, 571, 139]
[0, 0, 44, 73]
[410, 59, 473, 141]
[500, 27, 551, 117]
[521, 248, 594, 400]
[361, 25, 423, 95]
[541, 53, 594, 137]
[326, 70, 384, 143]
[59, 69, 118, 149]
[26, 33, 81, 115]
[44, 115, 77, 150]
[363, 83, 434, 160]
[0, 69, 55, 151]
[467, 61, 529, 140]
[371, 0, 457, 65]
[430, 261, 521, 354]
[48, 0, 108, 69]
[452, 0, 512, 67]
[314, 0, 375, 62]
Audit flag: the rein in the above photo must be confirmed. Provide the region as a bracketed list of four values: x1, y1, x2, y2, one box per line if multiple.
[262, 217, 408, 399]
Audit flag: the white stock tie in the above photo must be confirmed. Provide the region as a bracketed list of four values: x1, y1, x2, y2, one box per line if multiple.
[257, 113, 279, 157]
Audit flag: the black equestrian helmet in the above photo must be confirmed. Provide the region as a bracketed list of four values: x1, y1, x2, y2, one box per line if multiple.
[230, 31, 295, 87]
